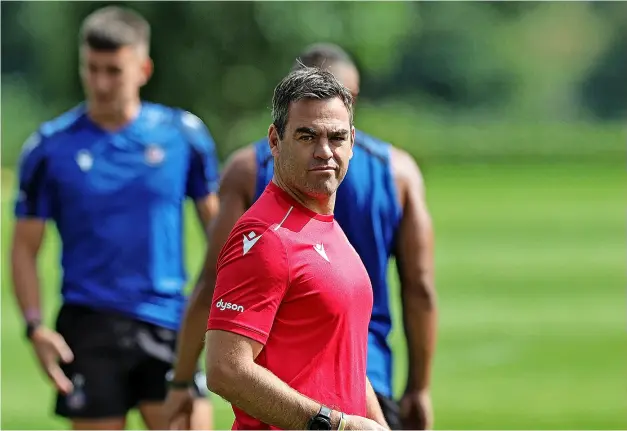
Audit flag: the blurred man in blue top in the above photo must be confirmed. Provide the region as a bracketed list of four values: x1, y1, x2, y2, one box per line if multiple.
[10, 6, 217, 430]
[164, 44, 438, 430]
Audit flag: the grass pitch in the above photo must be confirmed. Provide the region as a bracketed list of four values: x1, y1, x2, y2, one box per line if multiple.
[1, 162, 624, 430]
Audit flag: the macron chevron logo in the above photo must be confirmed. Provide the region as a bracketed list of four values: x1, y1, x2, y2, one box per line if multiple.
[313, 243, 330, 262]
[243, 231, 262, 255]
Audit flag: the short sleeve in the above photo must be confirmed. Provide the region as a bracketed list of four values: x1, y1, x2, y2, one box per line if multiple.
[14, 132, 53, 219]
[207, 223, 290, 345]
[180, 111, 220, 199]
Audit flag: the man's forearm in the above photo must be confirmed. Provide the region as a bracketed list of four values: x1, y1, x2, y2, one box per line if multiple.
[172, 294, 210, 381]
[11, 249, 42, 323]
[173, 213, 216, 383]
[402, 283, 437, 391]
[208, 361, 337, 430]
[172, 265, 217, 381]
[366, 378, 387, 427]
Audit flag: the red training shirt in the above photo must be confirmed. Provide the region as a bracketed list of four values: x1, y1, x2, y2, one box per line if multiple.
[207, 181, 374, 430]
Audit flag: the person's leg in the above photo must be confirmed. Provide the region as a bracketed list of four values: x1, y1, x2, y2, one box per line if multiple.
[132, 323, 213, 430]
[375, 392, 402, 430]
[55, 305, 132, 430]
[70, 418, 126, 430]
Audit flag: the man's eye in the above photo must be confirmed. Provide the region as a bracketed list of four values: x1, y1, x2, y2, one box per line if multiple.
[300, 136, 314, 142]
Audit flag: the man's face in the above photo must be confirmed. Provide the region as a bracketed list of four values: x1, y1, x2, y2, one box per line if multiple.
[270, 97, 355, 199]
[79, 45, 152, 116]
[330, 63, 360, 103]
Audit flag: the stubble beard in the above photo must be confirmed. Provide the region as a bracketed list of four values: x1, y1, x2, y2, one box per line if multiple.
[277, 157, 339, 200]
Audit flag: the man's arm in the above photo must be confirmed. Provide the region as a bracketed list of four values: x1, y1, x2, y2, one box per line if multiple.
[194, 193, 220, 235]
[12, 220, 46, 330]
[11, 132, 51, 330]
[171, 146, 256, 384]
[365, 378, 388, 428]
[391, 148, 437, 428]
[206, 330, 341, 430]
[11, 132, 74, 394]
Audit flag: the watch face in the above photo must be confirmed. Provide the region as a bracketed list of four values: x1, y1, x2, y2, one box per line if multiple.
[165, 369, 175, 382]
[310, 418, 331, 430]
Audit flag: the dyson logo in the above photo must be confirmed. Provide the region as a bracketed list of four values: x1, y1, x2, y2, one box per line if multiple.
[216, 299, 244, 312]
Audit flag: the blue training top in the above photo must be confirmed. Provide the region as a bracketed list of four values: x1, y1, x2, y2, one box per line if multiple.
[253, 129, 402, 397]
[14, 102, 220, 330]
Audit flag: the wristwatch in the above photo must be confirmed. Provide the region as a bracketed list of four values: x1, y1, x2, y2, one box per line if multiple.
[165, 369, 194, 389]
[307, 405, 333, 430]
[25, 320, 42, 340]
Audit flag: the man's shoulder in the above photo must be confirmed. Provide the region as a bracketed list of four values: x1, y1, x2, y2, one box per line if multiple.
[224, 145, 257, 176]
[388, 146, 423, 184]
[234, 189, 292, 234]
[221, 210, 286, 263]
[140, 102, 194, 128]
[354, 129, 393, 162]
[141, 102, 212, 139]
[252, 136, 271, 157]
[18, 105, 87, 162]
[238, 191, 282, 227]
[37, 104, 87, 141]
[219, 145, 257, 199]
[355, 128, 422, 186]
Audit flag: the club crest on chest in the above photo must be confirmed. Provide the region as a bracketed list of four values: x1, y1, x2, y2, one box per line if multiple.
[145, 144, 165, 166]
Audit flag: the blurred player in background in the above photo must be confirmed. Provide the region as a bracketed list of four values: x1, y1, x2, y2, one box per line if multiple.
[165, 43, 437, 430]
[10, 6, 217, 430]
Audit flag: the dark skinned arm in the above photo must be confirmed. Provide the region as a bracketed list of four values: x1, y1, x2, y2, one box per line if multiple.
[193, 193, 220, 236]
[171, 146, 257, 384]
[391, 148, 437, 430]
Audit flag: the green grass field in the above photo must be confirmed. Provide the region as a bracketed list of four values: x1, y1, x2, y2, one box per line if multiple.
[1, 162, 624, 430]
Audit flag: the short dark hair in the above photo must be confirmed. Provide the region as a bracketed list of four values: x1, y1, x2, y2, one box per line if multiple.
[272, 67, 354, 139]
[80, 6, 150, 52]
[292, 43, 355, 71]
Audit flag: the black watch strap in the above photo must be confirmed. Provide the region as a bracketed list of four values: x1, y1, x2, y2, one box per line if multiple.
[307, 405, 333, 430]
[167, 379, 193, 389]
[25, 320, 41, 340]
[319, 405, 332, 420]
[165, 369, 194, 389]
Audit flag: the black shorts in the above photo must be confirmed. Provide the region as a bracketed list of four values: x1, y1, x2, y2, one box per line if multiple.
[54, 304, 207, 419]
[376, 392, 401, 430]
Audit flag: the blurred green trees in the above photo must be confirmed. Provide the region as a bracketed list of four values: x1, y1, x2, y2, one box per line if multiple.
[2, 1, 625, 166]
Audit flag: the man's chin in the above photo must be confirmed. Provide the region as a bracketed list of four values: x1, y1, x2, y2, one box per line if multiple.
[304, 181, 339, 199]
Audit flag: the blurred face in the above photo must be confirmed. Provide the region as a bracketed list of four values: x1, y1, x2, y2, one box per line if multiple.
[329, 63, 360, 103]
[79, 45, 152, 116]
[269, 97, 355, 199]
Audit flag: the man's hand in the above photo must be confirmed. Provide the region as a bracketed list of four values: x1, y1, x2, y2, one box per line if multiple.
[163, 387, 195, 430]
[399, 389, 433, 430]
[345, 414, 389, 431]
[30, 326, 74, 394]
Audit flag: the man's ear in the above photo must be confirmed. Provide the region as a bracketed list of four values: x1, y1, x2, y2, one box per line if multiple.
[139, 56, 154, 87]
[268, 124, 281, 157]
[348, 126, 356, 160]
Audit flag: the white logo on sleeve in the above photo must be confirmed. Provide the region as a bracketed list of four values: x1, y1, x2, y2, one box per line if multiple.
[76, 150, 93, 172]
[243, 231, 262, 255]
[181, 111, 203, 129]
[313, 243, 330, 262]
[216, 299, 244, 312]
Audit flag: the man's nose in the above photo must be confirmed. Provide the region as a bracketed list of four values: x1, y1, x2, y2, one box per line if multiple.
[91, 73, 112, 93]
[313, 139, 333, 159]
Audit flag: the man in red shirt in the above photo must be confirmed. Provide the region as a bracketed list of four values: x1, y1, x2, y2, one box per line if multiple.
[204, 67, 388, 431]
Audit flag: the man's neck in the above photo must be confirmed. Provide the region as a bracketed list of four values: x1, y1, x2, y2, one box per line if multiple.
[87, 100, 141, 132]
[272, 177, 335, 216]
